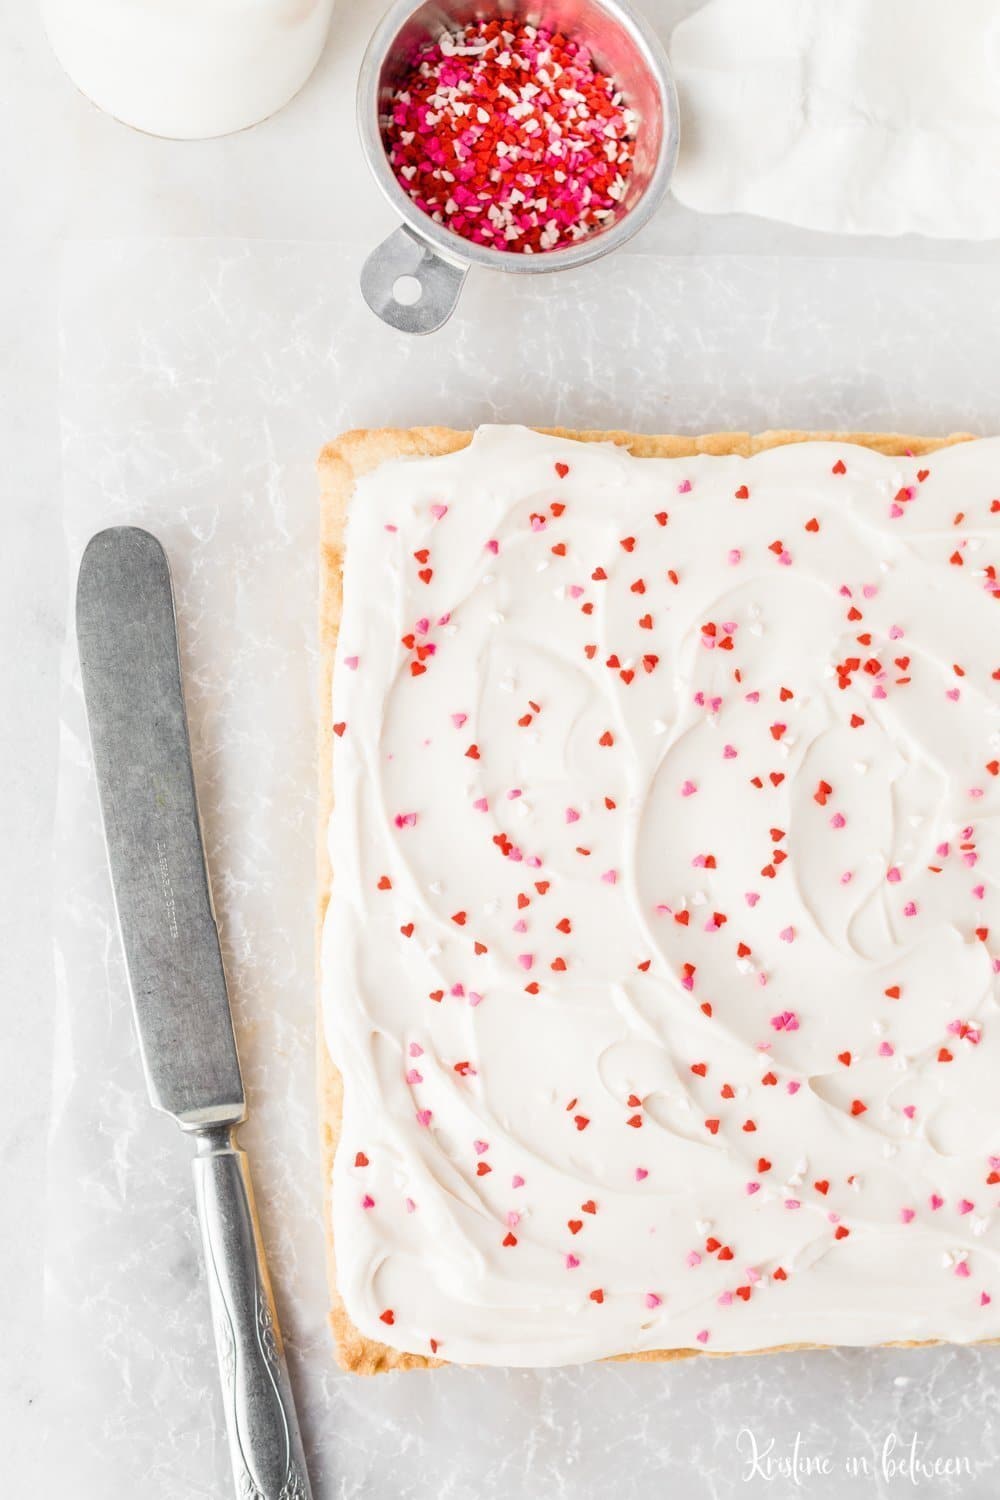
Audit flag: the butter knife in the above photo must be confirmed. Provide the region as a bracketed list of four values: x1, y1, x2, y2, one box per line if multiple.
[76, 526, 313, 1500]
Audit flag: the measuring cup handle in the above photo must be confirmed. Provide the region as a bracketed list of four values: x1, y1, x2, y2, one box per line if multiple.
[360, 225, 468, 334]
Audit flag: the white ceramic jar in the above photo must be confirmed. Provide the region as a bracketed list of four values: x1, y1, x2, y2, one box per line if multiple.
[41, 0, 335, 139]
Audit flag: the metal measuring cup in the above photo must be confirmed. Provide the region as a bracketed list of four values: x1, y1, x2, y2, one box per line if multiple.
[357, 0, 680, 334]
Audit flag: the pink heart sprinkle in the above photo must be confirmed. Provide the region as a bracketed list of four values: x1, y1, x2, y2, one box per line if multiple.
[517, 954, 533, 971]
[687, 1251, 702, 1267]
[955, 1260, 971, 1278]
[982, 1292, 992, 1306]
[635, 1167, 648, 1181]
[406, 1069, 423, 1084]
[565, 807, 580, 823]
[889, 624, 904, 639]
[862, 584, 877, 599]
[468, 991, 483, 1007]
[785, 1199, 801, 1211]
[930, 1194, 944, 1210]
[779, 927, 795, 943]
[431, 503, 448, 520]
[344, 655, 359, 671]
[830, 813, 846, 829]
[723, 744, 737, 758]
[416, 1110, 432, 1127]
[900, 1208, 915, 1223]
[696, 1329, 709, 1344]
[568, 584, 584, 599]
[903, 901, 918, 917]
[409, 1042, 423, 1057]
[601, 869, 618, 884]
[405, 1198, 416, 1213]
[644, 1292, 662, 1309]
[513, 919, 527, 934]
[566, 1254, 580, 1269]
[728, 550, 742, 565]
[786, 1081, 801, 1095]
[507, 1211, 520, 1228]
[474, 1139, 489, 1155]
[512, 1175, 525, 1188]
[878, 1042, 894, 1057]
[450, 712, 467, 728]
[745, 892, 760, 907]
[717, 1291, 733, 1307]
[362, 1195, 375, 1209]
[959, 1199, 975, 1215]
[678, 480, 692, 494]
[903, 1105, 916, 1119]
[486, 539, 499, 554]
[473, 797, 489, 812]
[681, 780, 697, 797]
[746, 1182, 760, 1195]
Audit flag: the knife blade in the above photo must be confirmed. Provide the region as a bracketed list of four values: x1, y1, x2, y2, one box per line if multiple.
[77, 527, 313, 1500]
[76, 525, 242, 1127]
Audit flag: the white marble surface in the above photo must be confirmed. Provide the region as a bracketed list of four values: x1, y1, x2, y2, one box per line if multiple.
[3, 1, 1000, 1494]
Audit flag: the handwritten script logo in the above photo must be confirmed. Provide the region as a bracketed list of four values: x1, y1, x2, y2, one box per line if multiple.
[737, 1428, 976, 1486]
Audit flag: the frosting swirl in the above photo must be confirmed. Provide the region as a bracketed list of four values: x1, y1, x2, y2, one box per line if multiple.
[324, 426, 1000, 1366]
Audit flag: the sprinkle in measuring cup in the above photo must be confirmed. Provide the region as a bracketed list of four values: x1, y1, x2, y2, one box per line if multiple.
[384, 19, 639, 254]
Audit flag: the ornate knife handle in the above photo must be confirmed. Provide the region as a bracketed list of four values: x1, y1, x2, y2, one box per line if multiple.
[192, 1128, 313, 1500]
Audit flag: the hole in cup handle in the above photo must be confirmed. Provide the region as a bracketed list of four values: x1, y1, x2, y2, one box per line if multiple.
[360, 225, 469, 335]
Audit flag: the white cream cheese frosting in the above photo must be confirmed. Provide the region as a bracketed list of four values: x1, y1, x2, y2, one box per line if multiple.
[670, 0, 1000, 239]
[323, 425, 1000, 1367]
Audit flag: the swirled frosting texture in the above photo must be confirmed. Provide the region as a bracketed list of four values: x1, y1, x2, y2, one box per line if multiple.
[323, 426, 1000, 1367]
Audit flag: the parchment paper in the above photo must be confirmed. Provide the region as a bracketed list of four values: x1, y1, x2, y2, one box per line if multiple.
[48, 239, 1000, 1498]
